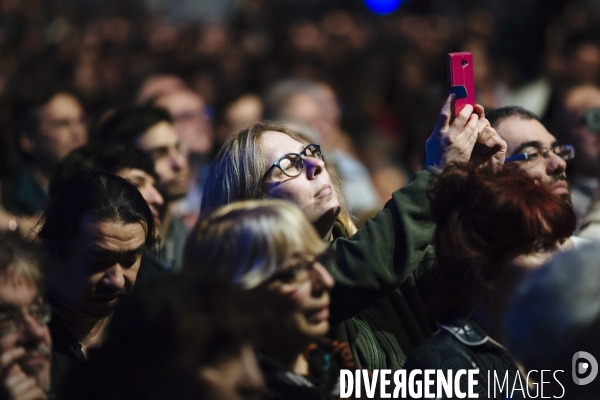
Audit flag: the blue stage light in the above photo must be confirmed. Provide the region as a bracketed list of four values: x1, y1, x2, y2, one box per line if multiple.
[364, 0, 403, 15]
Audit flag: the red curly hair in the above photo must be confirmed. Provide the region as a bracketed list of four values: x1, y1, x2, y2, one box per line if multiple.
[428, 162, 577, 319]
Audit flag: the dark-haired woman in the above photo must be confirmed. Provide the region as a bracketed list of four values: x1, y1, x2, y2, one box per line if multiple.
[403, 163, 577, 399]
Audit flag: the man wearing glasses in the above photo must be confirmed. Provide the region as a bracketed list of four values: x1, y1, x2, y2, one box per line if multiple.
[0, 235, 52, 400]
[487, 106, 574, 203]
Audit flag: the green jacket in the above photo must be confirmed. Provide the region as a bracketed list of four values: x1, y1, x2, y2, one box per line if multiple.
[328, 169, 437, 370]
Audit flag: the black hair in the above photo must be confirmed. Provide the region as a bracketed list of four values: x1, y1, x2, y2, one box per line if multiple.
[92, 106, 172, 145]
[486, 106, 540, 129]
[38, 170, 158, 261]
[49, 144, 158, 198]
[59, 276, 261, 400]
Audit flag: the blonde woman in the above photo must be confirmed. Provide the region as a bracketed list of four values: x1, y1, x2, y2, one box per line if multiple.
[184, 200, 356, 400]
[199, 96, 506, 369]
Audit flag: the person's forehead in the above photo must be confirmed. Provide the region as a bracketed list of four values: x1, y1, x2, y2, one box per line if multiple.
[496, 117, 556, 155]
[0, 276, 39, 306]
[42, 93, 83, 119]
[564, 86, 600, 110]
[156, 91, 204, 113]
[260, 131, 305, 161]
[117, 168, 153, 184]
[137, 121, 179, 149]
[77, 216, 146, 253]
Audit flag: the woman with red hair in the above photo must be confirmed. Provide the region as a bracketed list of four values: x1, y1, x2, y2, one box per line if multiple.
[403, 162, 577, 399]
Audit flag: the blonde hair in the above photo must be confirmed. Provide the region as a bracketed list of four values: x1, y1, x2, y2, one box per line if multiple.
[201, 121, 357, 237]
[184, 200, 328, 288]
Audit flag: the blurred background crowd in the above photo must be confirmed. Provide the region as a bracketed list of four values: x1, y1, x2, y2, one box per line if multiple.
[1, 0, 600, 399]
[2, 0, 600, 218]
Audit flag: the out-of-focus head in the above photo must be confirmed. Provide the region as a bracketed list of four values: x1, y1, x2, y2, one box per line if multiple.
[0, 235, 51, 392]
[51, 145, 164, 225]
[201, 122, 355, 238]
[16, 90, 87, 172]
[562, 34, 600, 85]
[488, 106, 571, 202]
[561, 84, 600, 177]
[136, 74, 188, 105]
[221, 94, 263, 140]
[429, 163, 577, 318]
[94, 107, 189, 201]
[39, 171, 158, 317]
[184, 200, 334, 342]
[264, 79, 338, 141]
[507, 244, 600, 399]
[152, 89, 214, 156]
[60, 277, 265, 400]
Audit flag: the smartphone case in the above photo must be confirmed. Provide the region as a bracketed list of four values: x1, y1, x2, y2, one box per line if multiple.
[447, 52, 475, 118]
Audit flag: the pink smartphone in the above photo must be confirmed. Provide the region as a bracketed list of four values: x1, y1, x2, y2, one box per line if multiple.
[447, 52, 475, 119]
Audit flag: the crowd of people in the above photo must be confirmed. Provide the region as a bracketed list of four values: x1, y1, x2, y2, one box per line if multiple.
[1, 0, 600, 399]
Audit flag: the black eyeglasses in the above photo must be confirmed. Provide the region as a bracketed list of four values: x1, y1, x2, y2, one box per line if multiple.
[262, 144, 324, 183]
[0, 303, 52, 337]
[266, 249, 334, 286]
[505, 144, 575, 165]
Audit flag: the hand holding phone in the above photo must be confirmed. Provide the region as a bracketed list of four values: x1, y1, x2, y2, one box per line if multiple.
[447, 52, 475, 120]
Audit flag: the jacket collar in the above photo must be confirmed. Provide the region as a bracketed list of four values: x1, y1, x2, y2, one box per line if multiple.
[437, 319, 505, 349]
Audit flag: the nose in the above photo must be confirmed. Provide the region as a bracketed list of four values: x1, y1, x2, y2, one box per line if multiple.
[19, 315, 49, 343]
[304, 156, 325, 180]
[311, 262, 335, 293]
[546, 151, 567, 175]
[169, 148, 187, 172]
[71, 118, 88, 145]
[102, 264, 126, 290]
[147, 185, 164, 207]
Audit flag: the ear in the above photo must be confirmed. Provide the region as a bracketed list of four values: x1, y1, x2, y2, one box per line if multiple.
[18, 132, 35, 155]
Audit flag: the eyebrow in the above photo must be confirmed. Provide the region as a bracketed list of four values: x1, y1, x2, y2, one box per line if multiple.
[87, 245, 145, 258]
[511, 140, 559, 156]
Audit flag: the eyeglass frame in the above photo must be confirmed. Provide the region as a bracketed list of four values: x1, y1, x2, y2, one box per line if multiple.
[505, 144, 575, 164]
[261, 143, 324, 182]
[265, 248, 334, 286]
[0, 303, 52, 337]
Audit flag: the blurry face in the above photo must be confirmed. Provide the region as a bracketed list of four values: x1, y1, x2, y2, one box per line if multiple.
[0, 277, 51, 392]
[198, 344, 265, 400]
[34, 93, 87, 168]
[117, 168, 164, 225]
[497, 117, 570, 201]
[260, 132, 340, 238]
[136, 121, 190, 201]
[56, 217, 146, 317]
[262, 253, 335, 343]
[564, 86, 600, 176]
[154, 90, 214, 156]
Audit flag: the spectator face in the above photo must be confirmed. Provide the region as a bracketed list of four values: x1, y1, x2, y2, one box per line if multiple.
[54, 217, 146, 317]
[563, 85, 600, 177]
[117, 168, 164, 225]
[0, 274, 51, 392]
[154, 90, 214, 156]
[496, 117, 570, 200]
[260, 131, 340, 230]
[198, 343, 265, 400]
[263, 253, 335, 342]
[28, 93, 87, 169]
[135, 121, 190, 201]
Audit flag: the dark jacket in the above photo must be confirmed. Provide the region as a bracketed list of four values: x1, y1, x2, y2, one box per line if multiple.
[1, 162, 48, 216]
[328, 169, 437, 370]
[404, 319, 526, 399]
[259, 339, 359, 400]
